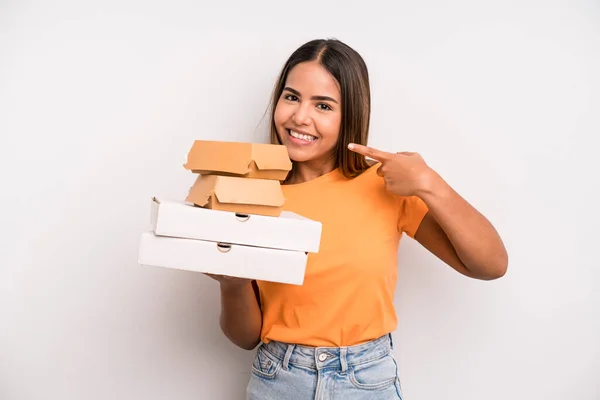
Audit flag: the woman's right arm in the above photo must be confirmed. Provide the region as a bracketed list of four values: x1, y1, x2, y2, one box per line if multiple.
[211, 276, 263, 350]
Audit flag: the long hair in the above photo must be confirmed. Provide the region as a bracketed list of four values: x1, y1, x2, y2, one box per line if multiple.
[269, 39, 372, 178]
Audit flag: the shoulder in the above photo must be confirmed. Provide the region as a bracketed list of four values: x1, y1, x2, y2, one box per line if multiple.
[348, 162, 399, 207]
[350, 162, 381, 183]
[350, 162, 394, 196]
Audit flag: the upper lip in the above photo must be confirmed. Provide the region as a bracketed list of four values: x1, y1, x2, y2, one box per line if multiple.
[287, 127, 317, 138]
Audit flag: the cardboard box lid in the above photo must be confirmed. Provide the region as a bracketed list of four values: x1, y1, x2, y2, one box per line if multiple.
[183, 140, 292, 177]
[189, 175, 285, 207]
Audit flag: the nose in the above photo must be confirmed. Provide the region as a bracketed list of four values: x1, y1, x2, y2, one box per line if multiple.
[292, 103, 311, 125]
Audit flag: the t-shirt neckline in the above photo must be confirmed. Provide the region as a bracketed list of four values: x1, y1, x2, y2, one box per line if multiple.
[282, 167, 343, 188]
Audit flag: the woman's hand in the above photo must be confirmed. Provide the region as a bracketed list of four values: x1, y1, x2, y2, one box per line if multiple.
[204, 273, 253, 291]
[348, 143, 436, 197]
[205, 273, 262, 350]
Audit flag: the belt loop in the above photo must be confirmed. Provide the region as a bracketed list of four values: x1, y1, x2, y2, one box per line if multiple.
[389, 333, 394, 350]
[282, 344, 295, 370]
[340, 347, 348, 372]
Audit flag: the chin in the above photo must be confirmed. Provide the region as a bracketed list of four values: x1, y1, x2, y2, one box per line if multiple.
[287, 151, 313, 163]
[279, 145, 307, 162]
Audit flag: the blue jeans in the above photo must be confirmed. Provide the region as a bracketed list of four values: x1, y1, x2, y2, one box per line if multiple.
[246, 334, 403, 400]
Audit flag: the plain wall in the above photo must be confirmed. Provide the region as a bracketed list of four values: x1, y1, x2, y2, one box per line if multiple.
[1, 1, 598, 399]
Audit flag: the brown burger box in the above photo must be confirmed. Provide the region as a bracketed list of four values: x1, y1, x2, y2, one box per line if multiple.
[185, 174, 285, 217]
[183, 140, 292, 181]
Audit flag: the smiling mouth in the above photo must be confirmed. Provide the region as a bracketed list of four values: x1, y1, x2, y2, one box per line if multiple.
[287, 129, 317, 142]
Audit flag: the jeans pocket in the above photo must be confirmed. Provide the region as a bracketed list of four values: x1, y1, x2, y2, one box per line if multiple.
[349, 354, 399, 391]
[251, 346, 281, 380]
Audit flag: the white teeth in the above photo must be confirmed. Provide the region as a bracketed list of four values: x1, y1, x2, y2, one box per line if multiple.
[289, 130, 316, 141]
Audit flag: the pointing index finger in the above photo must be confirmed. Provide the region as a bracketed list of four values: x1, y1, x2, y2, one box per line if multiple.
[348, 143, 392, 161]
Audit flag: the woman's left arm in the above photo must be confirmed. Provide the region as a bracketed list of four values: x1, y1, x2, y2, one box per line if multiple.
[413, 170, 508, 280]
[349, 143, 508, 280]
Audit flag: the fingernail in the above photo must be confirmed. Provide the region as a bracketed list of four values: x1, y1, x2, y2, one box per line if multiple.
[348, 143, 355, 149]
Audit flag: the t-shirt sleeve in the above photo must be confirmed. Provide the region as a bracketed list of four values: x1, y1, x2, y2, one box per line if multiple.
[397, 195, 429, 238]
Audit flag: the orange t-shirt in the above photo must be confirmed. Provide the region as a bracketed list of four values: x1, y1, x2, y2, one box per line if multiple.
[256, 164, 429, 347]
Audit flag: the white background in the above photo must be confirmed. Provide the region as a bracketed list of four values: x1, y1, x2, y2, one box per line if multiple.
[1, 1, 598, 399]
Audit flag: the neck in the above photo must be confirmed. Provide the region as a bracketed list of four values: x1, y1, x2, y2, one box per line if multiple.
[286, 158, 337, 184]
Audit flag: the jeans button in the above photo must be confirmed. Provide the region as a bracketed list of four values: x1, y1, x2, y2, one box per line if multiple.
[318, 353, 327, 362]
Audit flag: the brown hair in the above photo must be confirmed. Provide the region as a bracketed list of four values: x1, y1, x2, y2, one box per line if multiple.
[268, 38, 372, 178]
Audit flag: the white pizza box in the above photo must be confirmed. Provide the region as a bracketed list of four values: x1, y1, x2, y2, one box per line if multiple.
[150, 197, 322, 253]
[138, 231, 308, 285]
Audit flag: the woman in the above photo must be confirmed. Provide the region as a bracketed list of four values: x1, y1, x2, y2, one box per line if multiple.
[207, 38, 508, 400]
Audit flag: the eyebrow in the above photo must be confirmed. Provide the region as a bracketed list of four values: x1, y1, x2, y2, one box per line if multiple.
[283, 86, 339, 104]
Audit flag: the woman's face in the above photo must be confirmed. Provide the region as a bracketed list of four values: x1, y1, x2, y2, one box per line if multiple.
[274, 61, 342, 165]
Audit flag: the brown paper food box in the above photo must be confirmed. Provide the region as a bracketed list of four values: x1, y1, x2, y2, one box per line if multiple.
[183, 140, 292, 181]
[185, 174, 285, 217]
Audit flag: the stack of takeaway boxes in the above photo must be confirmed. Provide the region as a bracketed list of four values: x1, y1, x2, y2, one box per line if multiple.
[137, 140, 322, 285]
